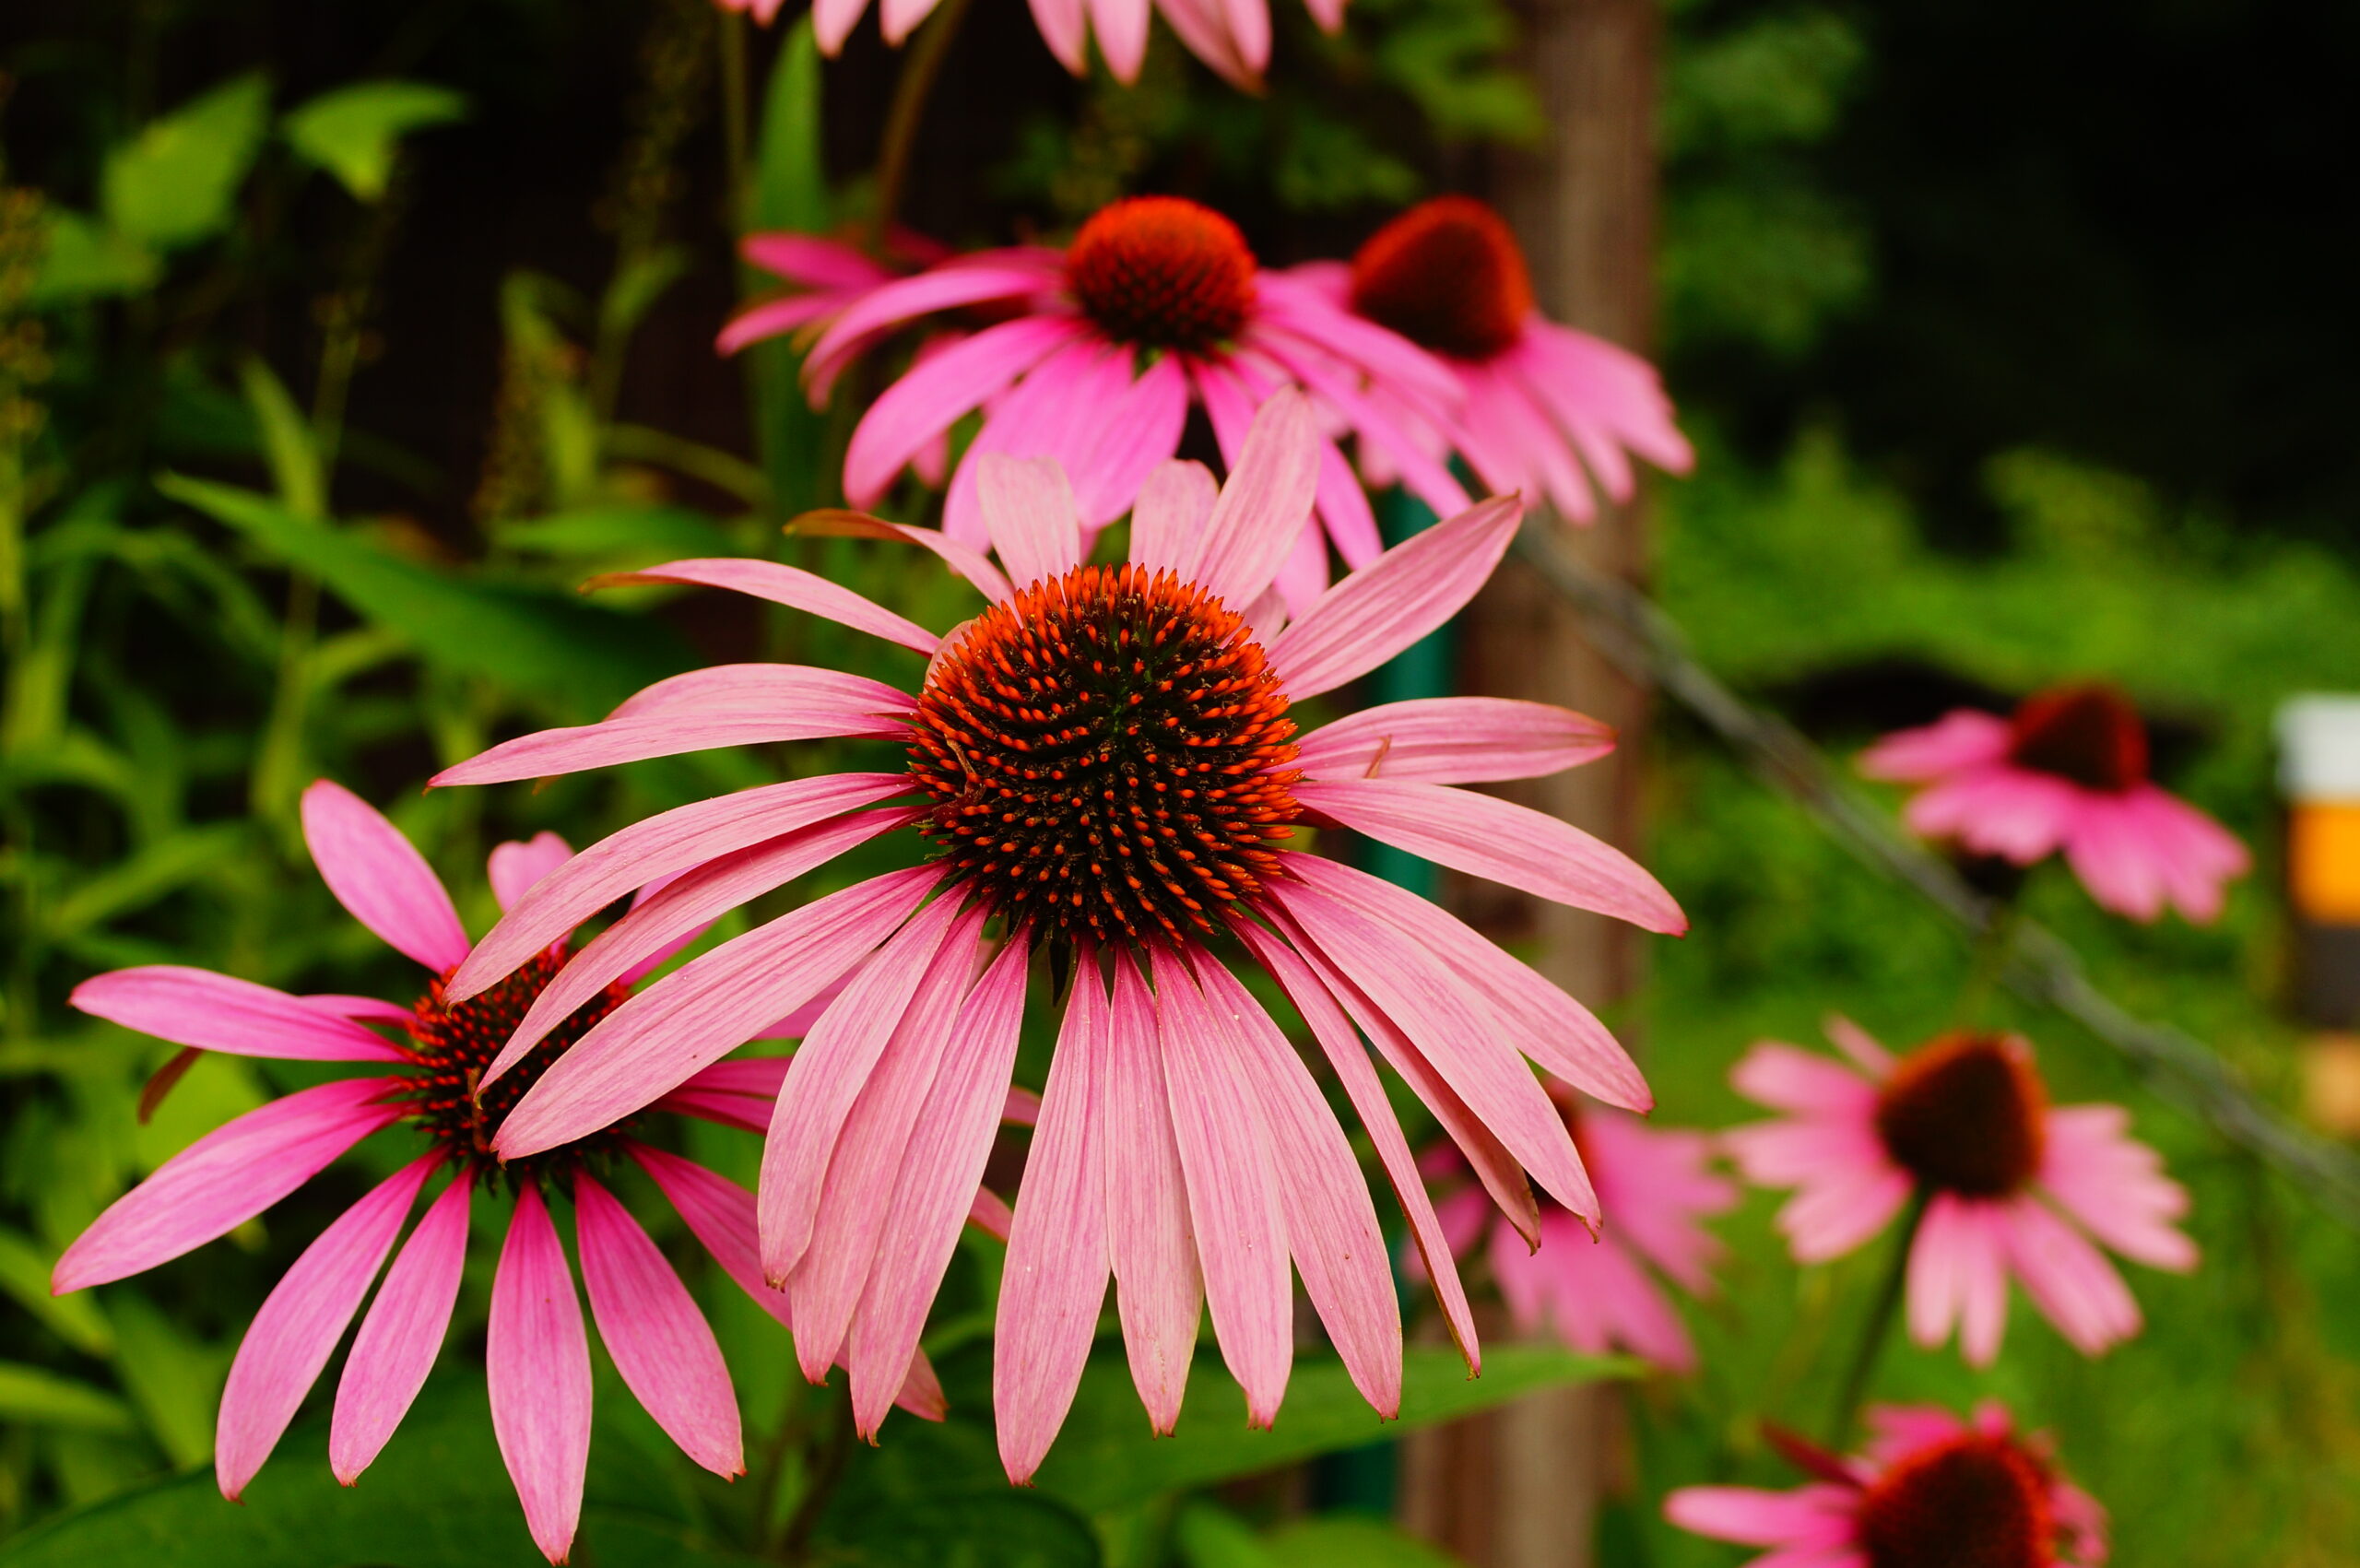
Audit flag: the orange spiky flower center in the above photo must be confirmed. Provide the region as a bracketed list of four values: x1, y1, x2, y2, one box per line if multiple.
[905, 562, 1302, 950]
[1067, 196, 1258, 354]
[1350, 195, 1534, 360]
[397, 949, 634, 1184]
[1874, 1032, 2048, 1197]
[1856, 1433, 2057, 1568]
[2007, 684, 2148, 793]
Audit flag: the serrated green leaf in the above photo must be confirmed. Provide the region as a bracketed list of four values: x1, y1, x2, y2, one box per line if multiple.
[29, 210, 159, 305]
[1027, 1346, 1629, 1514]
[281, 80, 466, 201]
[0, 1228, 113, 1355]
[0, 1363, 137, 1433]
[101, 76, 272, 250]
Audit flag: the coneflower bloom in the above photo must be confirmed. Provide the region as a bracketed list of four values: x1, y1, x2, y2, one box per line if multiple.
[790, 195, 1473, 612]
[428, 392, 1685, 1481]
[1288, 195, 1692, 525]
[1726, 1019, 2196, 1366]
[1413, 1096, 1734, 1371]
[1859, 683, 2249, 924]
[1666, 1402, 2109, 1568]
[52, 783, 948, 1564]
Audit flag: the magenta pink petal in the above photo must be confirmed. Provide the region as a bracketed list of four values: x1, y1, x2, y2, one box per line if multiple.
[738, 235, 890, 290]
[71, 966, 408, 1063]
[301, 993, 416, 1028]
[300, 781, 470, 972]
[1296, 698, 1613, 786]
[794, 512, 1015, 604]
[588, 559, 939, 656]
[940, 337, 1114, 548]
[1729, 1043, 1880, 1117]
[1253, 276, 1464, 413]
[841, 315, 1085, 506]
[976, 454, 1085, 590]
[495, 867, 942, 1161]
[574, 1173, 744, 1478]
[1254, 330, 1470, 520]
[812, 0, 871, 52]
[714, 293, 838, 357]
[54, 1077, 402, 1292]
[1189, 388, 1320, 613]
[2036, 1104, 2195, 1270]
[1129, 459, 1220, 579]
[995, 962, 1115, 1483]
[488, 1186, 592, 1565]
[489, 833, 572, 914]
[1075, 352, 1189, 526]
[1858, 710, 2013, 782]
[331, 1168, 474, 1483]
[1997, 1197, 2142, 1356]
[808, 265, 1055, 386]
[1663, 1484, 1860, 1549]
[216, 1153, 441, 1500]
[1268, 495, 1522, 701]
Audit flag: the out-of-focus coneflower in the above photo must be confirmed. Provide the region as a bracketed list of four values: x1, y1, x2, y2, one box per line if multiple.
[1860, 683, 2249, 924]
[1727, 1019, 2196, 1365]
[54, 784, 954, 1564]
[429, 392, 1684, 1480]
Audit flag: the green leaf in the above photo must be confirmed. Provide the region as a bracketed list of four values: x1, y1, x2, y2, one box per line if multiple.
[0, 1382, 769, 1568]
[1027, 1346, 1630, 1514]
[102, 76, 272, 250]
[1174, 1502, 1273, 1568]
[0, 1228, 112, 1355]
[281, 80, 466, 201]
[106, 1295, 223, 1468]
[1264, 1516, 1463, 1568]
[493, 504, 739, 561]
[235, 357, 324, 517]
[0, 1364, 136, 1433]
[823, 1491, 1103, 1568]
[29, 210, 160, 305]
[750, 19, 828, 232]
[42, 824, 251, 940]
[158, 474, 693, 716]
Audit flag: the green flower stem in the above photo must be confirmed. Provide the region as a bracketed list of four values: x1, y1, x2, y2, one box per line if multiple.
[868, 0, 974, 253]
[1827, 1187, 1927, 1448]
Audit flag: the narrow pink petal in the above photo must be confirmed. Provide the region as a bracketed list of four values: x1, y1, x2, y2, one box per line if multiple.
[1151, 0, 1257, 84]
[1823, 1015, 1896, 1076]
[488, 1187, 592, 1565]
[1297, 698, 1613, 786]
[489, 833, 572, 914]
[53, 1078, 402, 1292]
[738, 233, 891, 291]
[1129, 459, 1220, 579]
[1028, 0, 1090, 69]
[976, 454, 1085, 589]
[1217, 0, 1270, 78]
[495, 867, 941, 1161]
[1190, 387, 1320, 612]
[217, 1154, 440, 1499]
[808, 264, 1056, 385]
[1271, 503, 1329, 617]
[1253, 275, 1466, 414]
[842, 314, 1084, 505]
[1297, 777, 1685, 935]
[1253, 329, 1470, 521]
[967, 1187, 1014, 1241]
[1074, 350, 1188, 525]
[452, 772, 908, 1007]
[1312, 428, 1383, 571]
[995, 965, 1115, 1483]
[1002, 1085, 1043, 1126]
[71, 967, 407, 1063]
[332, 1169, 474, 1483]
[938, 338, 1115, 548]
[1194, 958, 1400, 1416]
[301, 780, 469, 972]
[1151, 951, 1292, 1429]
[2036, 1104, 2195, 1271]
[302, 993, 416, 1027]
[1771, 1162, 1912, 1265]
[1268, 495, 1522, 701]
[847, 934, 1031, 1436]
[879, 0, 943, 42]
[792, 511, 1016, 604]
[714, 293, 838, 357]
[1729, 1043, 1879, 1117]
[1906, 769, 2079, 864]
[758, 891, 965, 1281]
[1909, 1197, 2009, 1365]
[1099, 953, 1203, 1432]
[574, 1173, 743, 1478]
[1858, 711, 2013, 782]
[2060, 799, 2171, 923]
[813, 0, 870, 52]
[586, 559, 938, 656]
[1998, 1198, 2142, 1356]
[1584, 1113, 1735, 1293]
[1086, 0, 1151, 76]
[1664, 1484, 1861, 1549]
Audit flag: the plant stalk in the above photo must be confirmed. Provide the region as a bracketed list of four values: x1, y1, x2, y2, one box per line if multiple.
[1827, 1188, 1926, 1447]
[867, 0, 974, 253]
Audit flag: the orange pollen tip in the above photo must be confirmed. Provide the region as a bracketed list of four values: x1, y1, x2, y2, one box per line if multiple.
[1855, 1433, 2057, 1568]
[1874, 1032, 2049, 1198]
[2008, 683, 2149, 793]
[1067, 196, 1258, 354]
[1350, 195, 1533, 360]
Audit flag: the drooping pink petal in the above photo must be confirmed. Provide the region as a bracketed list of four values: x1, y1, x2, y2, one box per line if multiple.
[1098, 952, 1204, 1432]
[940, 339, 1117, 548]
[1583, 1113, 1734, 1294]
[1252, 329, 1470, 521]
[488, 1186, 592, 1565]
[216, 1153, 441, 1500]
[1663, 1484, 1861, 1550]
[808, 264, 1057, 387]
[995, 963, 1115, 1484]
[1027, 0, 1090, 69]
[976, 454, 1085, 590]
[1074, 351, 1190, 527]
[1857, 710, 2013, 782]
[1729, 1043, 1880, 1117]
[841, 314, 1085, 506]
[574, 1173, 743, 1479]
[1189, 388, 1320, 613]
[301, 993, 418, 1027]
[1215, 0, 1270, 72]
[1085, 0, 1151, 77]
[1905, 769, 2080, 865]
[1129, 459, 1220, 579]
[1296, 698, 1614, 785]
[332, 1169, 474, 1484]
[1253, 274, 1465, 416]
[846, 933, 1031, 1437]
[792, 511, 1015, 604]
[301, 780, 470, 972]
[584, 559, 940, 656]
[1267, 495, 1522, 701]
[495, 867, 942, 1161]
[1996, 1197, 2142, 1356]
[54, 1077, 403, 1292]
[1295, 777, 1684, 935]
[1151, 0, 1257, 86]
[1909, 1195, 2012, 1366]
[489, 833, 573, 914]
[812, 0, 873, 53]
[714, 293, 839, 358]
[2059, 797, 2170, 923]
[70, 967, 409, 1063]
[2036, 1104, 2195, 1271]
[879, 0, 946, 43]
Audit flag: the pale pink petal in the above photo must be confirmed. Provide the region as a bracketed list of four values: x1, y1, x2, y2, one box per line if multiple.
[1776, 1167, 1913, 1265]
[843, 315, 1084, 505]
[1562, 1230, 1697, 1371]
[495, 867, 942, 1161]
[53, 1078, 402, 1292]
[70, 967, 407, 1063]
[1268, 495, 1522, 700]
[1516, 323, 1693, 476]
[1086, 0, 1151, 76]
[1270, 509, 1329, 617]
[1073, 347, 1189, 530]
[1729, 1043, 1879, 1117]
[1027, 0, 1090, 70]
[1584, 1113, 1734, 1293]
[739, 233, 891, 291]
[1190, 388, 1321, 612]
[1253, 330, 1471, 521]
[2036, 1104, 2195, 1271]
[301, 780, 469, 972]
[939, 337, 1119, 550]
[1908, 1195, 2011, 1365]
[1312, 436, 1381, 570]
[2059, 798, 2168, 922]
[1151, 0, 1257, 84]
[1721, 1114, 1885, 1188]
[1997, 1197, 2142, 1356]
[1218, 0, 1269, 71]
[715, 292, 839, 357]
[1823, 1016, 1896, 1076]
[1858, 711, 2013, 782]
[879, 0, 943, 42]
[1664, 1484, 1862, 1549]
[574, 1173, 743, 1478]
[1861, 1403, 1968, 1466]
[1906, 768, 2080, 864]
[792, 511, 1015, 604]
[976, 454, 1085, 589]
[1296, 697, 1614, 785]
[1130, 459, 1220, 579]
[996, 963, 1115, 1483]
[1295, 776, 1684, 934]
[813, 0, 871, 52]
[489, 833, 572, 914]
[585, 559, 939, 656]
[968, 1187, 1014, 1240]
[488, 1187, 592, 1565]
[332, 1169, 474, 1483]
[216, 1154, 441, 1499]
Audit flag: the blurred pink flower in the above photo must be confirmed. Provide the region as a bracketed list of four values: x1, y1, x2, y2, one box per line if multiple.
[1414, 1099, 1734, 1371]
[778, 195, 1475, 612]
[428, 393, 1683, 1481]
[1860, 683, 2249, 924]
[1666, 1401, 2108, 1568]
[1289, 195, 1692, 525]
[54, 784, 950, 1564]
[1726, 1019, 2196, 1366]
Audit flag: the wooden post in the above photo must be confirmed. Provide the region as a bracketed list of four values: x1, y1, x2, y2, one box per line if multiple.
[1396, 0, 1662, 1561]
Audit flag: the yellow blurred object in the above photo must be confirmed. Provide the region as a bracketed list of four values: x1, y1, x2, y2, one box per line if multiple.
[2289, 803, 2360, 922]
[2303, 1034, 2360, 1138]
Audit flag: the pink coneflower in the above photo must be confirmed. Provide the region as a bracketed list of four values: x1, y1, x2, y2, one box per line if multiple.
[1666, 1401, 2109, 1568]
[1287, 195, 1692, 525]
[1414, 1097, 1732, 1371]
[777, 195, 1474, 612]
[1859, 683, 2250, 924]
[1726, 1019, 2196, 1366]
[427, 391, 1685, 1480]
[52, 784, 950, 1564]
